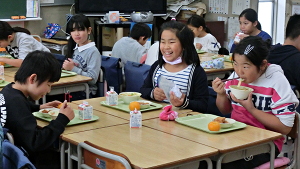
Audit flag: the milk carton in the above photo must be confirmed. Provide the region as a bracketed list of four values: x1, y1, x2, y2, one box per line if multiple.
[78, 101, 93, 120]
[106, 86, 118, 106]
[130, 109, 142, 128]
[234, 32, 244, 43]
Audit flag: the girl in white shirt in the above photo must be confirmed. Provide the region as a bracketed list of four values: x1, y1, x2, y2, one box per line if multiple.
[187, 14, 220, 54]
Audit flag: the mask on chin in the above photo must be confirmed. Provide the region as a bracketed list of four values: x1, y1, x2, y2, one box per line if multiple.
[163, 55, 182, 65]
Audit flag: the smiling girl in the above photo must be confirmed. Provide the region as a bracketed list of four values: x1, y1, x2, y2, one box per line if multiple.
[63, 14, 101, 99]
[209, 36, 298, 169]
[229, 8, 272, 53]
[140, 20, 209, 112]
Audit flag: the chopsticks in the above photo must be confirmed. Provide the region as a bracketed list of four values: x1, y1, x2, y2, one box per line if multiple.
[221, 77, 240, 82]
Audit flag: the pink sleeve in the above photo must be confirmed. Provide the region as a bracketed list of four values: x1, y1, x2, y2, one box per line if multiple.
[140, 53, 147, 64]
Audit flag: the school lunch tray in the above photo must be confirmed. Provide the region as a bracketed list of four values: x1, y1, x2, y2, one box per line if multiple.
[196, 49, 206, 54]
[33, 109, 99, 126]
[100, 99, 163, 113]
[175, 114, 247, 134]
[0, 55, 14, 67]
[61, 70, 77, 77]
[0, 81, 10, 87]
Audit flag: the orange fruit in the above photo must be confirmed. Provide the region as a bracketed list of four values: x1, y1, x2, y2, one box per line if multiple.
[0, 62, 5, 66]
[129, 101, 140, 111]
[208, 121, 221, 131]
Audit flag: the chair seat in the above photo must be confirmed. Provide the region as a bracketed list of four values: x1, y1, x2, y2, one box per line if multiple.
[253, 157, 290, 169]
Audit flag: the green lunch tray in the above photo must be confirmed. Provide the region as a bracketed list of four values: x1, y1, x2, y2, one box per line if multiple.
[100, 100, 163, 113]
[61, 70, 77, 77]
[175, 114, 247, 134]
[0, 81, 10, 87]
[197, 49, 206, 54]
[33, 109, 99, 126]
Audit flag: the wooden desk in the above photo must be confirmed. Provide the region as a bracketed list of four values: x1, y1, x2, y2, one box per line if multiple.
[62, 124, 218, 169]
[142, 118, 282, 169]
[41, 38, 68, 55]
[71, 97, 192, 121]
[4, 67, 92, 103]
[199, 53, 234, 80]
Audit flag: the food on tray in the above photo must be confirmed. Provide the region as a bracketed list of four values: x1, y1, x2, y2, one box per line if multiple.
[41, 109, 50, 113]
[129, 101, 140, 111]
[208, 121, 221, 131]
[213, 117, 228, 123]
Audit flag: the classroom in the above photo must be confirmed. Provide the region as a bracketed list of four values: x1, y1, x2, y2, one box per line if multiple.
[1, 0, 300, 169]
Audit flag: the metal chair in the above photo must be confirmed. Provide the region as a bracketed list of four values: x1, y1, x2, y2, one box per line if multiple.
[254, 113, 300, 169]
[31, 35, 42, 42]
[77, 141, 132, 169]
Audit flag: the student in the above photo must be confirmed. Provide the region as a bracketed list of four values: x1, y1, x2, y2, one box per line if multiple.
[187, 14, 220, 54]
[63, 14, 101, 99]
[0, 50, 75, 166]
[206, 36, 298, 169]
[268, 14, 300, 92]
[229, 8, 272, 53]
[0, 21, 50, 67]
[140, 20, 209, 112]
[111, 23, 152, 67]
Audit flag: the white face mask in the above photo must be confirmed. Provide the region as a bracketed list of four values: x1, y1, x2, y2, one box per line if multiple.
[162, 56, 182, 65]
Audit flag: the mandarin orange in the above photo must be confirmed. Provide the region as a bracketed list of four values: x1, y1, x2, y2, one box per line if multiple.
[129, 101, 140, 111]
[208, 121, 221, 131]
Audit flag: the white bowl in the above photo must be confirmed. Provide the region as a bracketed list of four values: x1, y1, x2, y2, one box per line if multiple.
[229, 85, 253, 100]
[220, 118, 236, 128]
[48, 109, 59, 120]
[39, 108, 59, 118]
[135, 100, 152, 109]
[119, 92, 141, 104]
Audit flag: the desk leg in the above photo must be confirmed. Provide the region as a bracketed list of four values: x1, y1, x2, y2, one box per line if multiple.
[61, 45, 67, 55]
[216, 141, 275, 169]
[84, 83, 89, 99]
[60, 141, 66, 169]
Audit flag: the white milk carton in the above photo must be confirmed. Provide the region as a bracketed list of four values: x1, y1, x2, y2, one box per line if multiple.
[130, 109, 142, 128]
[234, 32, 244, 43]
[78, 101, 93, 120]
[106, 86, 118, 106]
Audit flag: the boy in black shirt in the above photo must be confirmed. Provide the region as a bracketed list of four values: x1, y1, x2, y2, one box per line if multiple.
[0, 50, 74, 167]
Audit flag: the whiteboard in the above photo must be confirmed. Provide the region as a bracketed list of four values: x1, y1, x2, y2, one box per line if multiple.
[41, 0, 73, 6]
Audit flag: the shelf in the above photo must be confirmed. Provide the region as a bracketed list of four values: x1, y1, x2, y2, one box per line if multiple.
[0, 17, 42, 22]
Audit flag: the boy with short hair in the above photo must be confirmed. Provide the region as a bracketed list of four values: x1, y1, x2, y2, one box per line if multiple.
[112, 23, 152, 66]
[0, 50, 74, 165]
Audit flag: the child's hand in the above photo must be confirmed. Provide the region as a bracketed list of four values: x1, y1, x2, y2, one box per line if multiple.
[59, 100, 75, 121]
[63, 58, 75, 71]
[40, 100, 62, 109]
[239, 34, 249, 41]
[212, 77, 226, 95]
[170, 91, 185, 107]
[196, 43, 202, 50]
[230, 92, 255, 112]
[153, 87, 166, 101]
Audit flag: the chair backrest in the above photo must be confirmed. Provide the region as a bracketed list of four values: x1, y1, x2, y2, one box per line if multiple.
[124, 61, 150, 92]
[96, 66, 107, 97]
[254, 113, 300, 169]
[77, 141, 132, 169]
[2, 128, 36, 169]
[101, 55, 123, 93]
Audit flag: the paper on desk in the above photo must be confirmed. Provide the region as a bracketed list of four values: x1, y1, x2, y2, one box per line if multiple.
[158, 75, 182, 102]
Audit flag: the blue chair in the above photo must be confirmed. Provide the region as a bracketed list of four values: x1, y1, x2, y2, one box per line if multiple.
[124, 61, 150, 92]
[101, 56, 123, 93]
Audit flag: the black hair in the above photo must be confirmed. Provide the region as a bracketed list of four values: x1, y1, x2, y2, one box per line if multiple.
[256, 21, 262, 31]
[187, 14, 211, 34]
[239, 8, 258, 23]
[15, 50, 61, 86]
[130, 23, 152, 41]
[233, 36, 269, 70]
[0, 21, 31, 40]
[66, 14, 91, 59]
[285, 14, 300, 40]
[158, 20, 200, 67]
